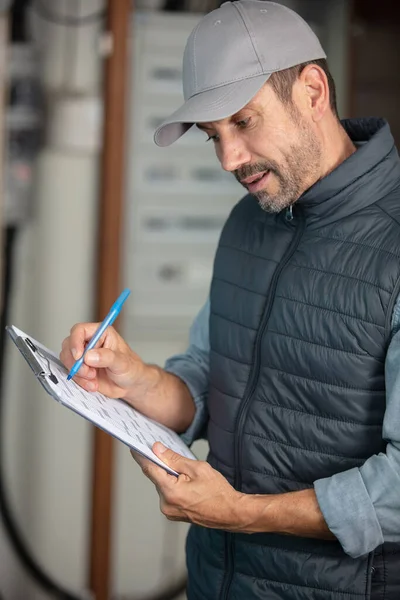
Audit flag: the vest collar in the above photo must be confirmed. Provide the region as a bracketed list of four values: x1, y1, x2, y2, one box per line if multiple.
[296, 117, 400, 229]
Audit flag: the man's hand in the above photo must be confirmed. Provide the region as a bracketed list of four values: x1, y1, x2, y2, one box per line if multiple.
[132, 442, 252, 532]
[60, 322, 148, 398]
[60, 323, 195, 432]
[133, 443, 336, 540]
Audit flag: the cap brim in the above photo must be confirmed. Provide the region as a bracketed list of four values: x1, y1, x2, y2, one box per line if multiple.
[154, 73, 271, 147]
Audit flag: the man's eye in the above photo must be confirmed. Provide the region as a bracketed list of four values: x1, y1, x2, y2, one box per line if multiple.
[206, 134, 219, 143]
[236, 118, 251, 128]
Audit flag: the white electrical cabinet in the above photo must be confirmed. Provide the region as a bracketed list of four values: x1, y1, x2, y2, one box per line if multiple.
[123, 10, 244, 343]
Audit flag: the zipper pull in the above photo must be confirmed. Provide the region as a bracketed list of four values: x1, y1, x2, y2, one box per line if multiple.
[285, 205, 293, 221]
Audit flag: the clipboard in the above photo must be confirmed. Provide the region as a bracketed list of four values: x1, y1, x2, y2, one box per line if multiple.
[6, 325, 197, 476]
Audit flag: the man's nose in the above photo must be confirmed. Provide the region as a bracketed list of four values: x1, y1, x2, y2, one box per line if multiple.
[218, 137, 251, 173]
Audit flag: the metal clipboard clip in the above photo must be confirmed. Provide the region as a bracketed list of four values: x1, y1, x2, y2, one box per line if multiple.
[15, 336, 59, 385]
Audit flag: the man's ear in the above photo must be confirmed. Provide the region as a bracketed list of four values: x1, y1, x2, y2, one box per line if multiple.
[298, 64, 330, 122]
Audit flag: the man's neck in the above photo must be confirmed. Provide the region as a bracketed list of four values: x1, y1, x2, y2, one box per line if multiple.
[320, 118, 357, 179]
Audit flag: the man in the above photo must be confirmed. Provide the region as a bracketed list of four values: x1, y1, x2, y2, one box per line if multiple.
[61, 2, 400, 598]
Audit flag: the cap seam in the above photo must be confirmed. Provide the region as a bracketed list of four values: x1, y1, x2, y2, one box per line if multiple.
[191, 23, 200, 95]
[233, 1, 264, 72]
[190, 72, 269, 97]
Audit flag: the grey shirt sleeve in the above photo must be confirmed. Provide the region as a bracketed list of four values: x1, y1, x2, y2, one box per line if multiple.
[314, 294, 400, 558]
[164, 298, 211, 446]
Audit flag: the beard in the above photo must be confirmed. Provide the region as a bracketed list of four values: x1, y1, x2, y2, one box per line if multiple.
[234, 118, 322, 214]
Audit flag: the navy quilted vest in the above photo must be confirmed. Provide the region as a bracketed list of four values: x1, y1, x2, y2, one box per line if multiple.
[186, 118, 400, 600]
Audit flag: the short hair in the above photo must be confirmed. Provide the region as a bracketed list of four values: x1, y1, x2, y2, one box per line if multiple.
[269, 58, 339, 118]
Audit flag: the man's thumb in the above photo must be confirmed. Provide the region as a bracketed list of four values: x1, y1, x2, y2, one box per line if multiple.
[153, 442, 184, 466]
[153, 442, 195, 478]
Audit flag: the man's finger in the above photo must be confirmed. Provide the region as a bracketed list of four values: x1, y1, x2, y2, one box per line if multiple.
[85, 348, 130, 375]
[69, 323, 102, 359]
[131, 450, 169, 485]
[152, 442, 196, 477]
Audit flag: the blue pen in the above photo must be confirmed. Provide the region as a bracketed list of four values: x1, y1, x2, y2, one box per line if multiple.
[67, 288, 131, 381]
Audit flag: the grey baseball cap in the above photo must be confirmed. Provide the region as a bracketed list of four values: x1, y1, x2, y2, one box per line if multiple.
[154, 0, 326, 147]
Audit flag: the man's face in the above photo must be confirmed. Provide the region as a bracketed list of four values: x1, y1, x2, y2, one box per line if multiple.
[196, 82, 323, 213]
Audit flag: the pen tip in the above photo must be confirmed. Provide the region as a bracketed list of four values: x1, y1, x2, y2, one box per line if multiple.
[67, 375, 72, 381]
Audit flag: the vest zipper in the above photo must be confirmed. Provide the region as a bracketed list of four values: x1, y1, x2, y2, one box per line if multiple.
[219, 207, 306, 600]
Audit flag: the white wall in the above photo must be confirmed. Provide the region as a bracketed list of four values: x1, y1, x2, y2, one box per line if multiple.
[1, 1, 102, 598]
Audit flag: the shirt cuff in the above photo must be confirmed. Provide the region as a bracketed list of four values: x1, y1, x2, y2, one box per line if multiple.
[178, 391, 208, 446]
[164, 362, 209, 446]
[314, 467, 384, 558]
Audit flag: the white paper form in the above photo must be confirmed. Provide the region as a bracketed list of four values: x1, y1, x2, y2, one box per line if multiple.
[8, 325, 197, 476]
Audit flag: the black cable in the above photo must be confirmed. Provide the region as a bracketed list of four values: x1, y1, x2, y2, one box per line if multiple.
[163, 0, 185, 12]
[11, 0, 31, 42]
[0, 227, 83, 600]
[31, 0, 106, 26]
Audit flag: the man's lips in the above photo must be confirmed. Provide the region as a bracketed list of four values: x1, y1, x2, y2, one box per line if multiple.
[240, 170, 271, 193]
[240, 171, 269, 185]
